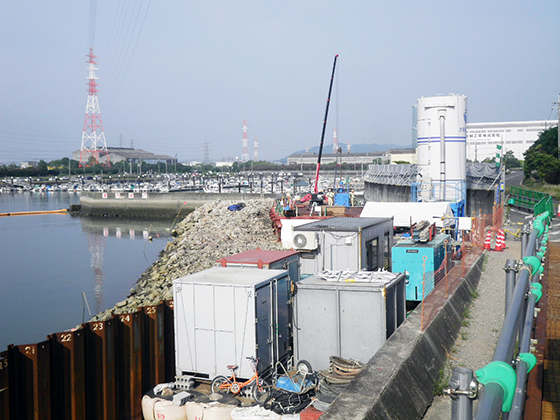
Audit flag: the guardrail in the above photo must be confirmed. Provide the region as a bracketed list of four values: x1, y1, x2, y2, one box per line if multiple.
[445, 211, 551, 420]
[509, 186, 555, 217]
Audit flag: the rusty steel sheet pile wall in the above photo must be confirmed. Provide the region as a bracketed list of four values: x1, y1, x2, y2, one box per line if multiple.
[0, 351, 8, 420]
[1, 300, 175, 420]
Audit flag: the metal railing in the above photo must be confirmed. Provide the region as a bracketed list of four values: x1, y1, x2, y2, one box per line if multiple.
[445, 211, 550, 420]
[509, 186, 554, 217]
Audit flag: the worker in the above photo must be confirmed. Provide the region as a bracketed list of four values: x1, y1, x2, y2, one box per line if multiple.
[350, 189, 356, 206]
[326, 188, 334, 206]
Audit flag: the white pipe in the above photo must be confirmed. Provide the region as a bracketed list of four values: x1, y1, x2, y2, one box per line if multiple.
[439, 111, 446, 201]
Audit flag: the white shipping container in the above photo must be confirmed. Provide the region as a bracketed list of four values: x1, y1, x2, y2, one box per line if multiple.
[173, 267, 292, 380]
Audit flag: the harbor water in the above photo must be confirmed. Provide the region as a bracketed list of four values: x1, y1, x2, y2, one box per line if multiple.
[0, 192, 173, 349]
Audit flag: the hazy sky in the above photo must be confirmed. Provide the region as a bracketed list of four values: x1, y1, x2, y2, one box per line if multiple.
[1, 1, 559, 164]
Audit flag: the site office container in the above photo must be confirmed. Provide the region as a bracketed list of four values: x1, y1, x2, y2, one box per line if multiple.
[217, 249, 300, 284]
[292, 217, 394, 275]
[173, 267, 291, 381]
[294, 271, 406, 372]
[391, 233, 452, 301]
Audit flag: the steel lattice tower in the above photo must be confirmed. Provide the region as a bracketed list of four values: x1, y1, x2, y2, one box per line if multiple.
[80, 48, 110, 166]
[241, 120, 249, 162]
[332, 127, 339, 153]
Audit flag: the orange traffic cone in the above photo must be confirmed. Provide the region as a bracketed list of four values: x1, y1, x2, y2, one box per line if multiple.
[557, 204, 560, 217]
[484, 230, 492, 250]
[494, 229, 505, 252]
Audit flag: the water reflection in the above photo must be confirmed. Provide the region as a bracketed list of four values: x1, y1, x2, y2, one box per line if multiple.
[87, 232, 107, 312]
[80, 217, 174, 239]
[80, 217, 174, 312]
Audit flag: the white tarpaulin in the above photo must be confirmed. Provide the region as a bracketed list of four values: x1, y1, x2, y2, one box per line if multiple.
[360, 202, 455, 228]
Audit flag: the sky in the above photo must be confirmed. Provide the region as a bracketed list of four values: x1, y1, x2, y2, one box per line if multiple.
[1, 1, 559, 164]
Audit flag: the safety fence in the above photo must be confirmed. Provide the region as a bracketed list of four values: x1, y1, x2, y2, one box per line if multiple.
[509, 186, 555, 217]
[445, 211, 551, 420]
[419, 204, 504, 331]
[0, 301, 175, 420]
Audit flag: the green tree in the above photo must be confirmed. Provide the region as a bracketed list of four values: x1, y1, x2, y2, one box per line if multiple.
[524, 126, 559, 183]
[503, 150, 521, 169]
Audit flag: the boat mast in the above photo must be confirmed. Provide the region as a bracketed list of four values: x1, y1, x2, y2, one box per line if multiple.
[314, 54, 338, 194]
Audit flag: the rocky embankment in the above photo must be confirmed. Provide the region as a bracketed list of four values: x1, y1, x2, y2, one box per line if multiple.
[91, 198, 284, 321]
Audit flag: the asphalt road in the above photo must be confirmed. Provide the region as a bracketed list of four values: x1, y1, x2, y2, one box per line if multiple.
[506, 207, 560, 242]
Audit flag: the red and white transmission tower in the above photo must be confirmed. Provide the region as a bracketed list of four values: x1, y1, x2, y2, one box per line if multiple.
[80, 48, 110, 166]
[253, 137, 259, 161]
[241, 120, 249, 162]
[332, 127, 339, 153]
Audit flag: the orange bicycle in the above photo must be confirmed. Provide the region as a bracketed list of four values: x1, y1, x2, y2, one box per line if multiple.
[211, 356, 271, 404]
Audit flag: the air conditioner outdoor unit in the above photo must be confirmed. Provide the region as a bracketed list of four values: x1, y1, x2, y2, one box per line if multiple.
[292, 232, 318, 250]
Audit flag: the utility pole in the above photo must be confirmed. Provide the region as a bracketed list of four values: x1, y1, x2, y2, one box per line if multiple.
[501, 136, 506, 206]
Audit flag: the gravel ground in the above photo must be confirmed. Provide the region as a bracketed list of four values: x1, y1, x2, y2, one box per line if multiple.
[422, 238, 521, 419]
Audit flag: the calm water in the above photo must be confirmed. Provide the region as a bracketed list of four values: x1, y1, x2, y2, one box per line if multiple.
[0, 192, 173, 349]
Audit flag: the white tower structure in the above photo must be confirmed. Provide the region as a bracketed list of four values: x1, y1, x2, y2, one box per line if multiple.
[415, 93, 467, 215]
[254, 138, 259, 161]
[80, 48, 110, 166]
[332, 128, 339, 153]
[241, 120, 249, 162]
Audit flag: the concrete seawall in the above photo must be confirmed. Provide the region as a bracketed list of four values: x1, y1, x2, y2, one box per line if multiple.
[322, 253, 484, 420]
[79, 192, 277, 218]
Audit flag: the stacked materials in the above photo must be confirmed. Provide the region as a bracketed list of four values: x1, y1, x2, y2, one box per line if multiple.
[313, 357, 364, 412]
[411, 220, 436, 242]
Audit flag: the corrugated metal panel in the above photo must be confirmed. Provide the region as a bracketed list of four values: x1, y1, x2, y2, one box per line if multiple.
[1, 301, 175, 419]
[164, 300, 176, 382]
[115, 311, 143, 420]
[218, 249, 299, 266]
[0, 350, 9, 419]
[142, 305, 165, 390]
[84, 319, 117, 420]
[293, 216, 392, 232]
[9, 341, 51, 420]
[49, 330, 86, 420]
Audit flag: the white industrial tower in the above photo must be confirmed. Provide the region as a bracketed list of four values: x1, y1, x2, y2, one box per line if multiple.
[241, 120, 249, 162]
[332, 127, 339, 153]
[254, 138, 259, 161]
[80, 48, 110, 166]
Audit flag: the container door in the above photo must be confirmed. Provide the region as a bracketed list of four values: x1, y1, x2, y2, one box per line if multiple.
[274, 276, 291, 366]
[255, 284, 273, 374]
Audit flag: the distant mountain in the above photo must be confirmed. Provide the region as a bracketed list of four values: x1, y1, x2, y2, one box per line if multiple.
[278, 142, 409, 163]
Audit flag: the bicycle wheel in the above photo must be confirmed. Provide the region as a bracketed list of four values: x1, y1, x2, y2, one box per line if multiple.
[296, 359, 313, 376]
[211, 375, 229, 394]
[252, 378, 271, 404]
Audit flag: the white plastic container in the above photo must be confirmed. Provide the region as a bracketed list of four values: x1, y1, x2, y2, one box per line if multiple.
[185, 402, 235, 420]
[153, 399, 187, 420]
[231, 406, 281, 419]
